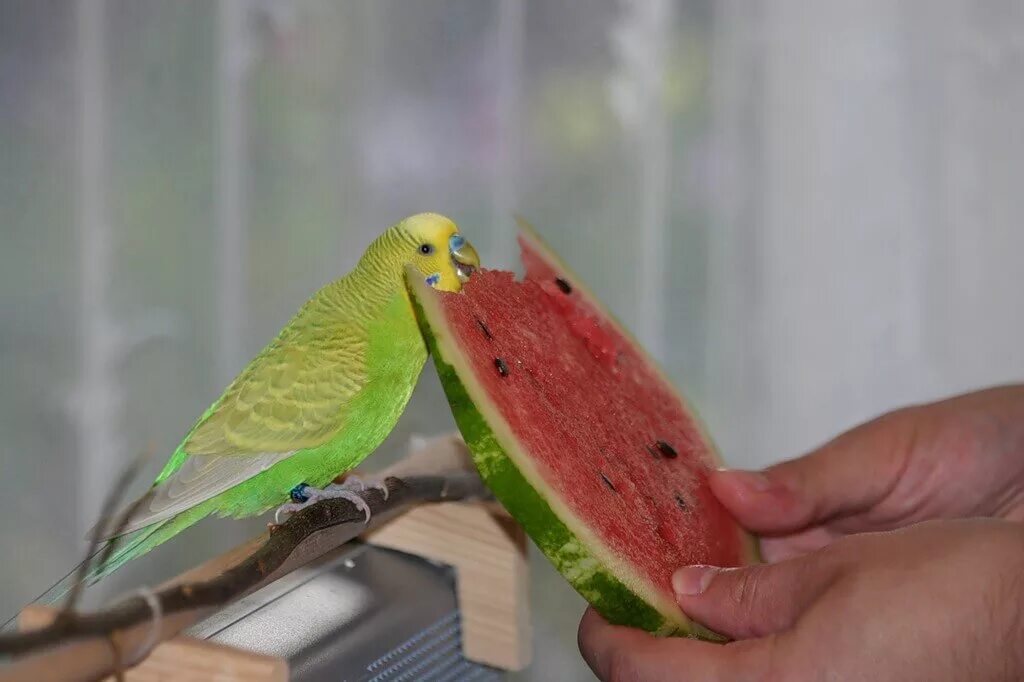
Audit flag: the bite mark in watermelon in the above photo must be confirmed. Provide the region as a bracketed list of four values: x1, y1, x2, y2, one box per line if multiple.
[407, 219, 758, 638]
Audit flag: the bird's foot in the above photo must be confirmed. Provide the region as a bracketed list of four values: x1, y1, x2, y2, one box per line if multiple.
[327, 475, 390, 501]
[273, 481, 372, 525]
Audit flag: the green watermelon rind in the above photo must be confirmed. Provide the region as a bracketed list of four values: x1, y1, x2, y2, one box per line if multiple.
[409, 279, 699, 637]
[405, 221, 757, 640]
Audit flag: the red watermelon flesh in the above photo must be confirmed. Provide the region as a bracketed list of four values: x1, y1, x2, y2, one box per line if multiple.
[408, 221, 756, 637]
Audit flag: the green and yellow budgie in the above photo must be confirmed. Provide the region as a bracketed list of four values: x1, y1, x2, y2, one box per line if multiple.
[84, 213, 479, 585]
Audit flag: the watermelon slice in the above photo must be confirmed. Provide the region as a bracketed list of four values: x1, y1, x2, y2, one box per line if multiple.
[407, 219, 758, 638]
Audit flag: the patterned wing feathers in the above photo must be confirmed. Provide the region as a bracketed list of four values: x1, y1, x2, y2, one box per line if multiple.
[185, 324, 367, 456]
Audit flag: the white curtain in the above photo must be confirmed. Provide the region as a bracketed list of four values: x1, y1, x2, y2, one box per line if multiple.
[0, 1, 1022, 679]
[707, 0, 1024, 466]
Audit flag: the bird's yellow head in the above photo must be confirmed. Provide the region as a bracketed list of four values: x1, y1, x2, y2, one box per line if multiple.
[397, 213, 480, 292]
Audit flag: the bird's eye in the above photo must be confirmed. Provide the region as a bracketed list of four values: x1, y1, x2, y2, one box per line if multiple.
[419, 244, 434, 255]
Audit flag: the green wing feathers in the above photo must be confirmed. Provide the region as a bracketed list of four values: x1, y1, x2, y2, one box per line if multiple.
[186, 322, 368, 456]
[106, 290, 383, 537]
[99, 283, 427, 542]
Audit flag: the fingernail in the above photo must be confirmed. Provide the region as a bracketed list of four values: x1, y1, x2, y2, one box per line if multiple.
[719, 468, 773, 493]
[673, 565, 718, 596]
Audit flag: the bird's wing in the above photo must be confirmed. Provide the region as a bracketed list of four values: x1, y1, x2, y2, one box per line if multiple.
[108, 451, 295, 536]
[105, 319, 370, 537]
[185, 321, 368, 456]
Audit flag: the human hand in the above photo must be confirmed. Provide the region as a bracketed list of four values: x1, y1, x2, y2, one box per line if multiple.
[579, 519, 1024, 681]
[713, 385, 1024, 562]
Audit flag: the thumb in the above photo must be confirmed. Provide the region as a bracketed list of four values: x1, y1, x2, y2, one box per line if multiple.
[673, 550, 842, 640]
[711, 407, 919, 535]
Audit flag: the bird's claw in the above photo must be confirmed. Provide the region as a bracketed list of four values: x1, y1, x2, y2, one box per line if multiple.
[273, 503, 302, 525]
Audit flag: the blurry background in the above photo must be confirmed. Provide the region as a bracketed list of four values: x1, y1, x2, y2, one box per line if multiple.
[2, 0, 1023, 678]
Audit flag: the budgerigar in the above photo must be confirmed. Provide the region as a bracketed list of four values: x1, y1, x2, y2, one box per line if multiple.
[81, 213, 480, 587]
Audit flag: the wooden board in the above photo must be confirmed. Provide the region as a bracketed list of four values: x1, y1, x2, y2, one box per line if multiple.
[365, 502, 532, 671]
[16, 606, 288, 682]
[1, 435, 517, 681]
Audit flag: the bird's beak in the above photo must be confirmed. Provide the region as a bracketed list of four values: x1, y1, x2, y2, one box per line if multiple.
[449, 234, 480, 282]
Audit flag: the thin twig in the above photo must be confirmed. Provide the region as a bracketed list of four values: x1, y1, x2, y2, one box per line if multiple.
[0, 472, 487, 659]
[61, 452, 152, 615]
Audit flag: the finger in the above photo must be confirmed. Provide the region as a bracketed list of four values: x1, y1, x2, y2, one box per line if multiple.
[712, 407, 919, 534]
[673, 551, 842, 640]
[578, 607, 768, 682]
[759, 526, 836, 562]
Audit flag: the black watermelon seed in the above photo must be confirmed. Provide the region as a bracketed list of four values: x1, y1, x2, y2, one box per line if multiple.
[600, 473, 617, 492]
[475, 317, 493, 340]
[555, 277, 573, 294]
[646, 444, 661, 459]
[655, 440, 678, 459]
[494, 358, 509, 377]
[675, 493, 688, 510]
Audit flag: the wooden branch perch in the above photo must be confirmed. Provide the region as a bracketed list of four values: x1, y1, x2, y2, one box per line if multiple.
[0, 435, 490, 682]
